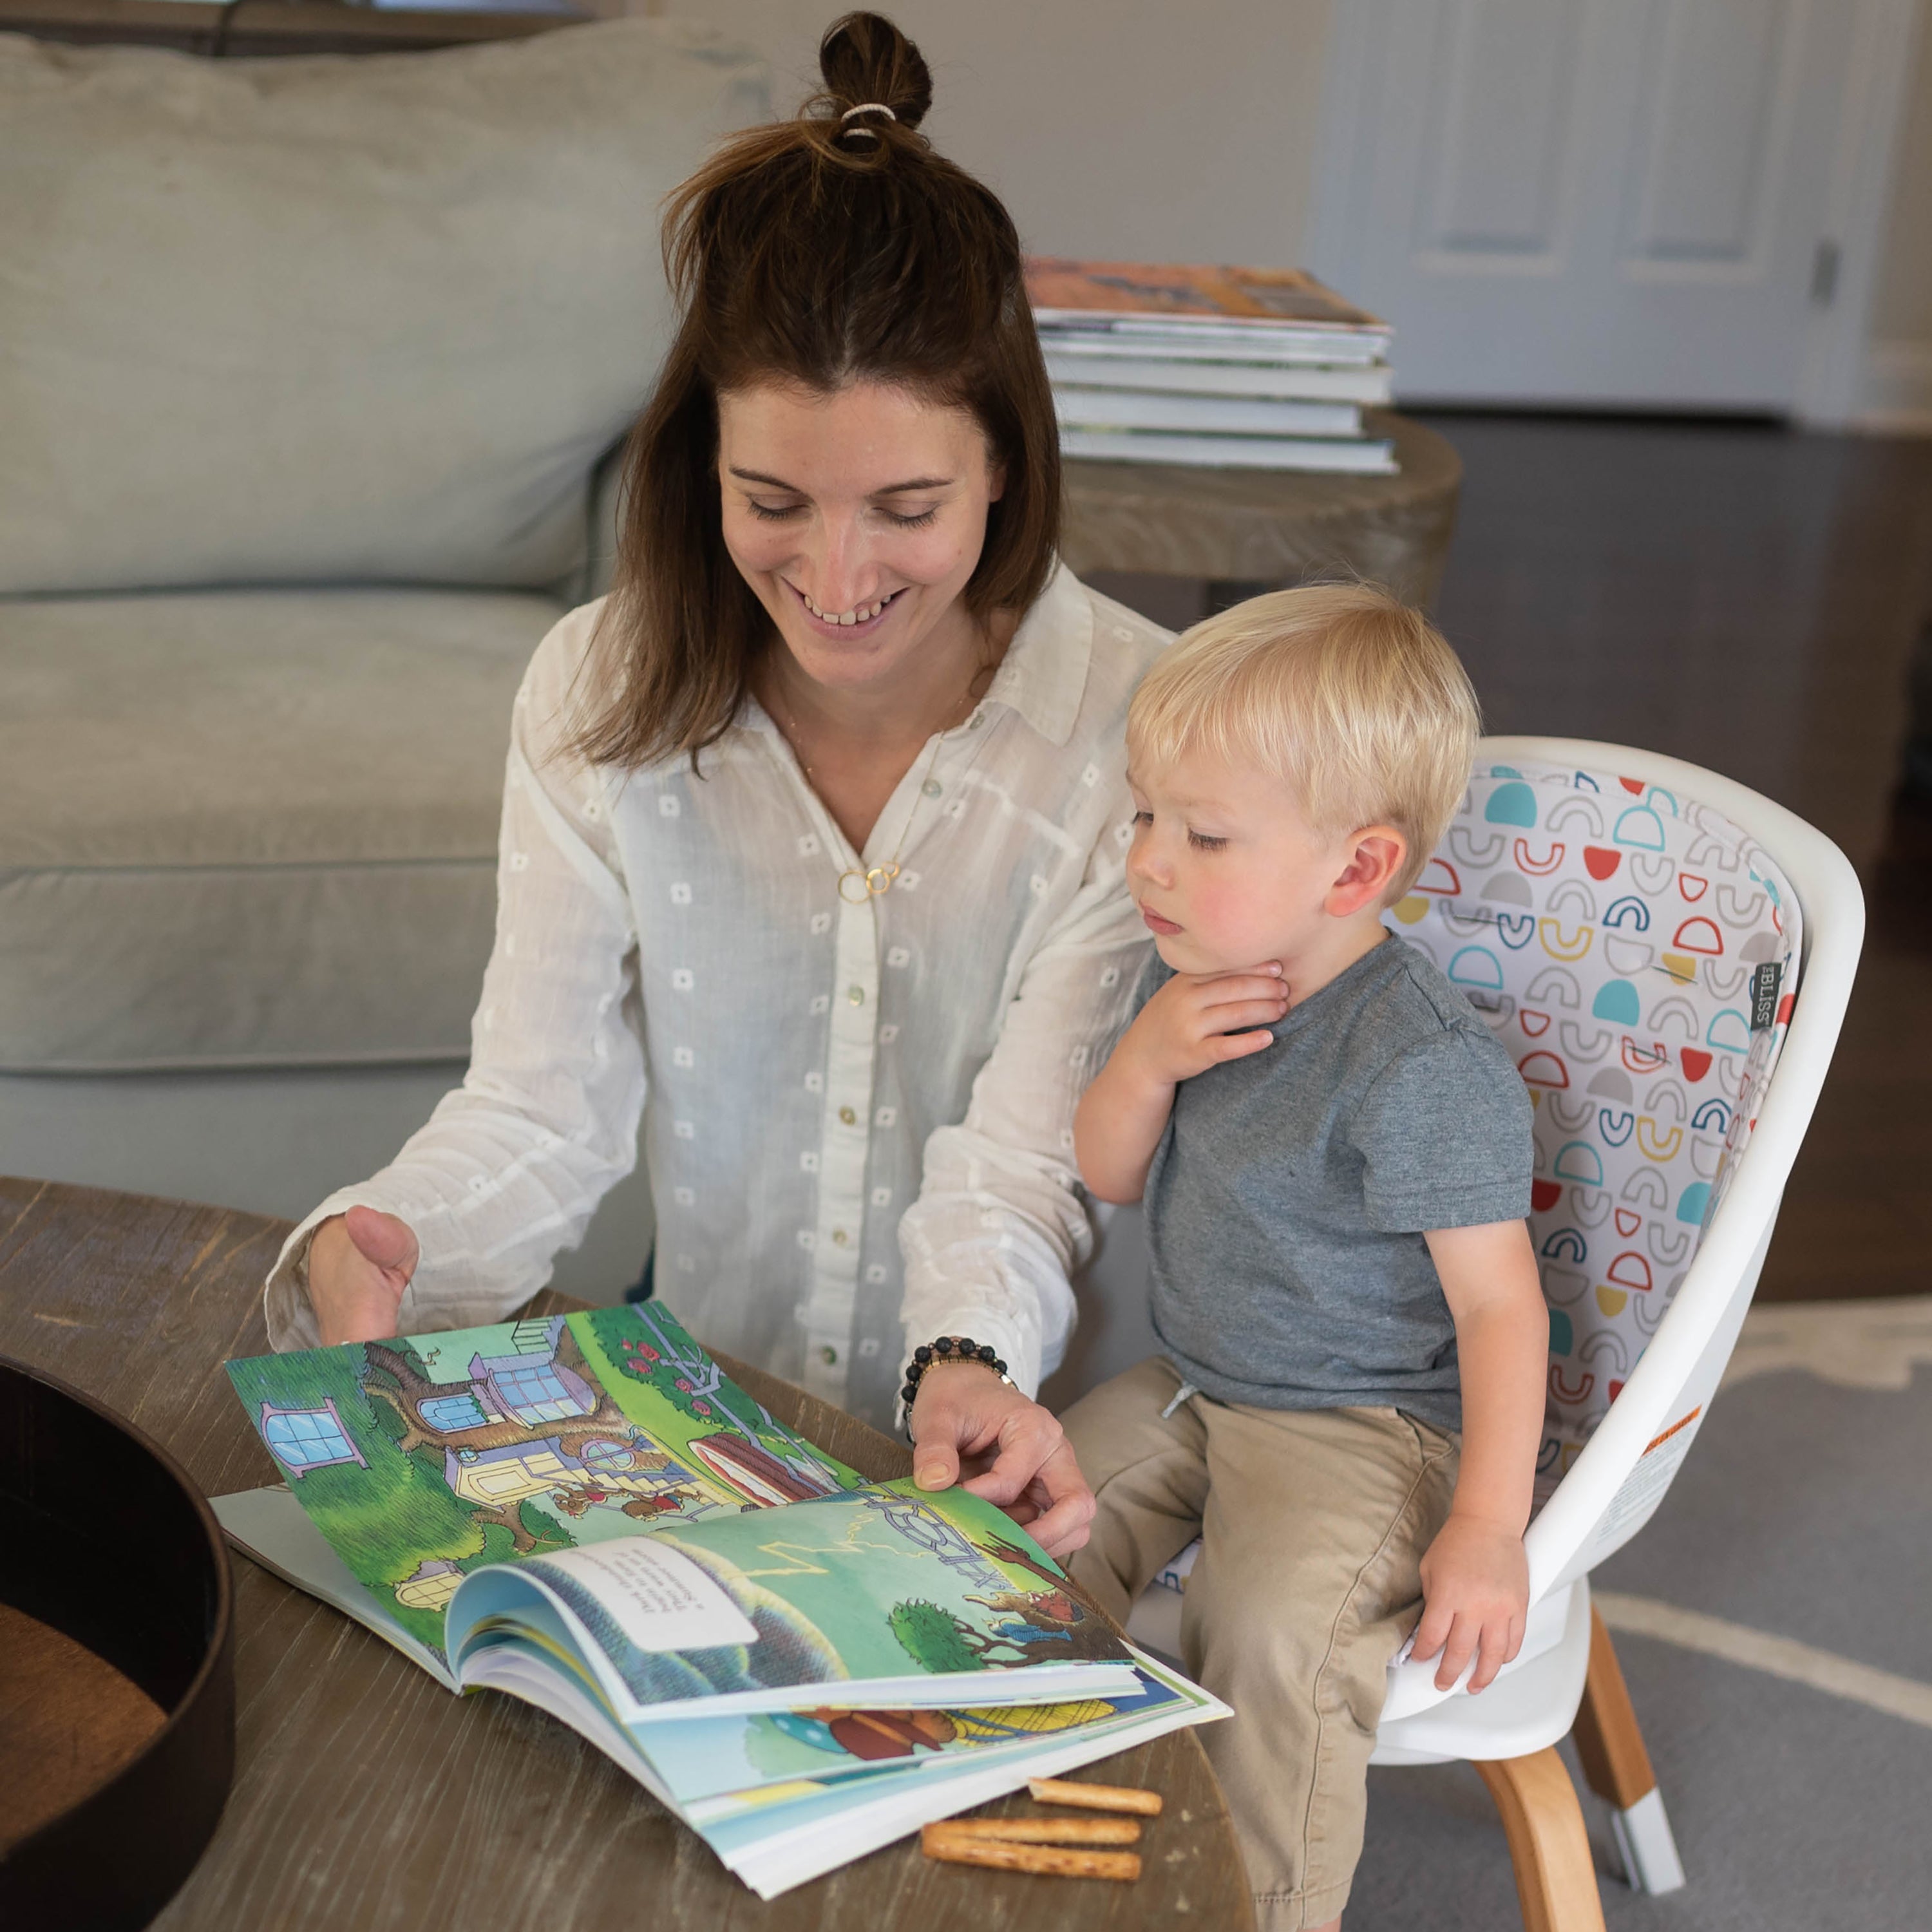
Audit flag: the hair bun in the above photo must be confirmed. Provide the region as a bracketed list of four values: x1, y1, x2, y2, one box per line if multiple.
[819, 12, 933, 135]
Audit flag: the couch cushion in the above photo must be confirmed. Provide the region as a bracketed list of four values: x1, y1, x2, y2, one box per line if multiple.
[0, 21, 766, 596]
[0, 588, 562, 1070]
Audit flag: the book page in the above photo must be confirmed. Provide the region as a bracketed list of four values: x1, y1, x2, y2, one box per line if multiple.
[538, 1537, 758, 1653]
[223, 1303, 865, 1673]
[645, 1659, 1188, 1805]
[210, 1485, 457, 1689]
[460, 1477, 1141, 1725]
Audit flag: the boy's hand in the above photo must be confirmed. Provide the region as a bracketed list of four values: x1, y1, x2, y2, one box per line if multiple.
[1413, 1512, 1528, 1692]
[1116, 963, 1288, 1087]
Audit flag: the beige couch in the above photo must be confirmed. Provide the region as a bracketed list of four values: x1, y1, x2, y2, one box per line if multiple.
[0, 20, 766, 1291]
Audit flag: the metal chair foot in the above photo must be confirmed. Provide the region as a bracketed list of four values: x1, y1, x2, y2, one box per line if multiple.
[1609, 1787, 1686, 1895]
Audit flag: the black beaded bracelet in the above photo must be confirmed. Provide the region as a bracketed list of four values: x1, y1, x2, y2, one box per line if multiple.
[900, 1335, 1013, 1426]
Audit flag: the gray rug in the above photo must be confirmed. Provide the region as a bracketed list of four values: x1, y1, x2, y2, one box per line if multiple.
[1349, 1299, 1932, 1930]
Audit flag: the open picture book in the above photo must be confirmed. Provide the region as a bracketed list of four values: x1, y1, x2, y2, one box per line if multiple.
[214, 1303, 1227, 1896]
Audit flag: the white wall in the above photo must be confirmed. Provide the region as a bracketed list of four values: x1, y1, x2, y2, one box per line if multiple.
[648, 0, 1332, 265]
[652, 1, 1926, 428]
[1862, 6, 1932, 428]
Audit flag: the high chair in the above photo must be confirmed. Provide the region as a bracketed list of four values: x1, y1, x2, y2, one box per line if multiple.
[1125, 736, 1865, 1931]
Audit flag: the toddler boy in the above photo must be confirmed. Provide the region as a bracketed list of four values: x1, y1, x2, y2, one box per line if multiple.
[1066, 584, 1546, 1932]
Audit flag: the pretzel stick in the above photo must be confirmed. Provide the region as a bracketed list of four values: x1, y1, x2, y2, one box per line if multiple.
[920, 1830, 1141, 1881]
[924, 1817, 1142, 1846]
[1028, 1777, 1163, 1817]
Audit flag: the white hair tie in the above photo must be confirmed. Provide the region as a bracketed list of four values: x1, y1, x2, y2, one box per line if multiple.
[839, 102, 898, 140]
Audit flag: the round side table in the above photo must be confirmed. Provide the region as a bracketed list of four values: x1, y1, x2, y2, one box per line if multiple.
[1059, 410, 1461, 610]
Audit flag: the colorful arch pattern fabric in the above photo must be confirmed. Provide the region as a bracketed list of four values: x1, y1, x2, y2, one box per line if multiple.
[1388, 761, 1802, 1499]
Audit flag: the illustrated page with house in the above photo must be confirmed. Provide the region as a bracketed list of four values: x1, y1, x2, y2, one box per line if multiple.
[224, 1303, 866, 1671]
[223, 1305, 1139, 1719]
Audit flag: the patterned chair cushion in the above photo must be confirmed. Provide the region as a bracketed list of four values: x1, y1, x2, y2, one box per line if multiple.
[1390, 759, 1801, 1497]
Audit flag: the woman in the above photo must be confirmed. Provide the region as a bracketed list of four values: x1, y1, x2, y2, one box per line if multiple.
[266, 14, 1165, 1557]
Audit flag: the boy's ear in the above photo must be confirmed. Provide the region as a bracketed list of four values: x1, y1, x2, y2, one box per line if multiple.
[1326, 826, 1407, 918]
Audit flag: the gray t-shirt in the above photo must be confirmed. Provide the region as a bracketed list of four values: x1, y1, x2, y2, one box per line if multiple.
[1137, 934, 1533, 1435]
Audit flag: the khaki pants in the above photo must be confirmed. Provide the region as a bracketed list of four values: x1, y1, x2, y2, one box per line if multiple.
[1063, 1357, 1459, 1931]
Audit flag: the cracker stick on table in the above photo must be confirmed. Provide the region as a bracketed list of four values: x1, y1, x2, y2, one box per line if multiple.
[1028, 1777, 1163, 1817]
[925, 1817, 1142, 1846]
[920, 1830, 1141, 1882]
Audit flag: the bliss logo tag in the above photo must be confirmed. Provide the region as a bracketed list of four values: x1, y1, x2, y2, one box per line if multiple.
[1750, 961, 1783, 1031]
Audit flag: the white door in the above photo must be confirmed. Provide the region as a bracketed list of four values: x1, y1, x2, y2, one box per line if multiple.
[1310, 0, 1913, 411]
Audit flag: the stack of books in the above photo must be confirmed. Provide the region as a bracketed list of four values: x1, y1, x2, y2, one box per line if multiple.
[215, 1303, 1226, 1898]
[1026, 258, 1397, 475]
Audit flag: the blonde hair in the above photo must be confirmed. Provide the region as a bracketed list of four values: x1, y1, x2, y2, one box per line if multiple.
[1127, 583, 1479, 902]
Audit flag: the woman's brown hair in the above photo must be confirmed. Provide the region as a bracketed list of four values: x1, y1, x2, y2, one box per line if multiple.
[573, 11, 1063, 770]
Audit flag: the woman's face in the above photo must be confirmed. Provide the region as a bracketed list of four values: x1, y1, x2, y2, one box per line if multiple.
[716, 378, 1006, 696]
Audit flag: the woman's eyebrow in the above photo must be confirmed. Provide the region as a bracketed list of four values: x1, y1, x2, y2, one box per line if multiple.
[726, 467, 957, 495]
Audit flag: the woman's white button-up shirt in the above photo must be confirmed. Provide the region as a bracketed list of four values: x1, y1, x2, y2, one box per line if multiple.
[264, 565, 1167, 1432]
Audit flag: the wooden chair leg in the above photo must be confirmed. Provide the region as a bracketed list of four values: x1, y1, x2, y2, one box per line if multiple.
[1569, 1606, 1686, 1893]
[1473, 1749, 1607, 1932]
[1571, 1605, 1655, 1808]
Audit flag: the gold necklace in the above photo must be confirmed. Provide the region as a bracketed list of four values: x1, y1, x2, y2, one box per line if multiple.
[782, 683, 977, 904]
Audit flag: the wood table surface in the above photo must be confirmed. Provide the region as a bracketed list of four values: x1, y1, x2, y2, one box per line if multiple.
[1061, 410, 1463, 609]
[0, 1177, 1254, 1931]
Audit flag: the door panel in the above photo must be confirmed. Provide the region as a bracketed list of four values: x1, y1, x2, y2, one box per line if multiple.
[1620, 0, 1801, 271]
[1423, 0, 1584, 261]
[1321, 0, 1855, 406]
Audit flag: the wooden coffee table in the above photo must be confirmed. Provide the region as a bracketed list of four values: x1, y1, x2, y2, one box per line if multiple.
[0, 1177, 1254, 1930]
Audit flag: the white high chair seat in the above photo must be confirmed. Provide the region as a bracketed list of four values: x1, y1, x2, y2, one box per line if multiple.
[1122, 737, 1864, 1926]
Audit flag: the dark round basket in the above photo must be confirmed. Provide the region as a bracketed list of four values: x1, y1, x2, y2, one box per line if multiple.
[0, 1356, 234, 1929]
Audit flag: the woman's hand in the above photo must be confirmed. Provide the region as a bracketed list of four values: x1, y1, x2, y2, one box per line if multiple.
[908, 1363, 1096, 1560]
[307, 1206, 418, 1346]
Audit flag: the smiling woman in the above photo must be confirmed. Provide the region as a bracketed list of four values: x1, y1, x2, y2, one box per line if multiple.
[267, 12, 1172, 1558]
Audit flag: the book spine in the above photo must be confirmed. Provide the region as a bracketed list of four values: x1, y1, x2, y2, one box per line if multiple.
[1043, 352, 1394, 404]
[1057, 428, 1399, 475]
[1053, 388, 1362, 437]
[1036, 314, 1393, 363]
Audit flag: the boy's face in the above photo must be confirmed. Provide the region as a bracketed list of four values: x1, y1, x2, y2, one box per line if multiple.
[1126, 746, 1404, 976]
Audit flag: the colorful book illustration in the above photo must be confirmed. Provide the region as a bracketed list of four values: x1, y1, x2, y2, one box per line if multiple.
[1026, 258, 1392, 359]
[214, 1305, 1227, 1895]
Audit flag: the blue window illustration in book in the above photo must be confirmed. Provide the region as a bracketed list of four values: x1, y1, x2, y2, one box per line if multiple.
[486, 1359, 591, 1424]
[420, 1392, 489, 1434]
[260, 1398, 368, 1478]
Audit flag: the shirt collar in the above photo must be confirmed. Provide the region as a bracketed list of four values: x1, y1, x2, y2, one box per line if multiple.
[980, 560, 1091, 749]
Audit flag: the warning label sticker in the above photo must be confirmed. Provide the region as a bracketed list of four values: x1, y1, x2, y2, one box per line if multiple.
[1592, 1406, 1703, 1555]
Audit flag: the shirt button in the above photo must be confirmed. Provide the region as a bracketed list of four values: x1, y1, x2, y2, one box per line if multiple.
[838, 1106, 857, 1126]
[848, 985, 866, 1006]
[820, 1344, 838, 1366]
[831, 1229, 850, 1245]
[922, 779, 942, 797]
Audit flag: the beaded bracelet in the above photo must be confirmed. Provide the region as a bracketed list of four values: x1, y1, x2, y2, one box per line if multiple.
[900, 1335, 1013, 1426]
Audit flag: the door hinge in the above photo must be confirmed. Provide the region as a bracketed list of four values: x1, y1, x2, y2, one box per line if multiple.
[1810, 240, 1841, 307]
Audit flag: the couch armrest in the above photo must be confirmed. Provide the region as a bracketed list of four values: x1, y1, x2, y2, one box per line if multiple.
[577, 435, 629, 605]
